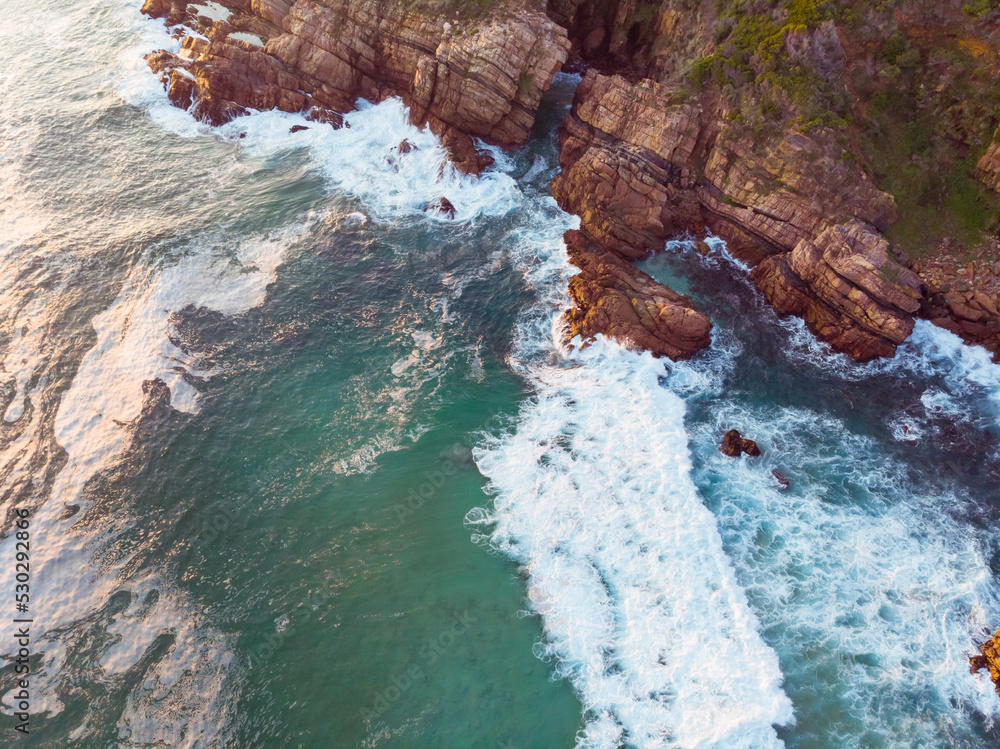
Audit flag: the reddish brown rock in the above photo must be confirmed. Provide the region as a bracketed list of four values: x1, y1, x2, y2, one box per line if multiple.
[975, 136, 1000, 194]
[751, 221, 923, 361]
[426, 197, 456, 220]
[551, 70, 911, 361]
[142, 0, 570, 164]
[551, 71, 706, 259]
[552, 70, 896, 264]
[720, 429, 761, 458]
[563, 230, 711, 361]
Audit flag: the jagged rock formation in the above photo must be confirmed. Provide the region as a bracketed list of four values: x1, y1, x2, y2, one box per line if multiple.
[546, 0, 1000, 361]
[976, 136, 1000, 195]
[720, 429, 761, 458]
[140, 0, 1000, 361]
[751, 221, 923, 361]
[971, 627, 1000, 696]
[142, 0, 570, 173]
[563, 229, 711, 360]
[551, 70, 914, 358]
[551, 70, 898, 256]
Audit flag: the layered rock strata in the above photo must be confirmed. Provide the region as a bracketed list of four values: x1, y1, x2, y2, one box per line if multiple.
[751, 221, 923, 361]
[975, 136, 1000, 195]
[563, 229, 711, 360]
[142, 0, 570, 173]
[551, 71, 897, 263]
[551, 69, 1000, 360]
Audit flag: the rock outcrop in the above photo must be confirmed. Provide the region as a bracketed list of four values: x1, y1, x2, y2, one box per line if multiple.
[563, 230, 711, 360]
[546, 0, 1000, 361]
[975, 136, 1000, 195]
[720, 429, 761, 458]
[551, 72, 707, 260]
[142, 0, 570, 173]
[971, 627, 1000, 696]
[751, 221, 924, 361]
[551, 70, 912, 359]
[552, 71, 898, 261]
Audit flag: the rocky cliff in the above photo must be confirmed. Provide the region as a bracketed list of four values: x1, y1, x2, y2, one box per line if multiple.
[140, 0, 1000, 362]
[547, 0, 1000, 361]
[551, 69, 921, 359]
[142, 0, 570, 174]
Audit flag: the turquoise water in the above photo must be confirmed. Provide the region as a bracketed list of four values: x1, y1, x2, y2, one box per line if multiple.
[2, 1, 1000, 747]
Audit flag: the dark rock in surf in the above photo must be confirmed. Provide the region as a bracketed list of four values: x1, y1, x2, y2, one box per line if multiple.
[721, 429, 762, 458]
[398, 139, 415, 154]
[477, 150, 496, 171]
[427, 197, 456, 220]
[289, 125, 309, 134]
[772, 469, 790, 489]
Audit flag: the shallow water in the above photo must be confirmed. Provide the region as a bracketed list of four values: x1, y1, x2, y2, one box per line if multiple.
[2, 1, 1000, 747]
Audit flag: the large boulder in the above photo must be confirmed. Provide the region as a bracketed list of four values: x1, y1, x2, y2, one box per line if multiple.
[563, 230, 711, 361]
[720, 429, 762, 458]
[751, 221, 923, 361]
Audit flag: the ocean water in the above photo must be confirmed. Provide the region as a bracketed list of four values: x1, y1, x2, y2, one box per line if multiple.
[2, 0, 1000, 747]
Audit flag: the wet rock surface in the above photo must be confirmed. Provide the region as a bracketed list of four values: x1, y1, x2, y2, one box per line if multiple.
[563, 229, 711, 361]
[751, 221, 924, 361]
[142, 0, 570, 169]
[550, 70, 917, 361]
[426, 197, 456, 220]
[720, 429, 761, 458]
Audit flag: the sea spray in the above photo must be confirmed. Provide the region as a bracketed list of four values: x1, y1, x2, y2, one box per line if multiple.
[471, 340, 795, 749]
[646, 239, 1000, 748]
[469, 201, 794, 747]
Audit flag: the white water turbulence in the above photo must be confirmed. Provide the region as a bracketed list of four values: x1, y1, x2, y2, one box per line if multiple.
[681, 398, 1000, 746]
[469, 212, 794, 748]
[116, 0, 519, 223]
[0, 223, 302, 745]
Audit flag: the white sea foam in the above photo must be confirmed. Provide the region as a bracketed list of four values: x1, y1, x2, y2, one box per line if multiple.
[472, 341, 795, 749]
[227, 31, 263, 46]
[470, 205, 793, 748]
[902, 320, 1000, 419]
[115, 2, 519, 223]
[187, 1, 231, 23]
[0, 220, 301, 744]
[683, 398, 1000, 746]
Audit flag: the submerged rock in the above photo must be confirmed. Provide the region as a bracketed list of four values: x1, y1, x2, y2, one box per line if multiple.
[971, 628, 1000, 695]
[720, 429, 762, 458]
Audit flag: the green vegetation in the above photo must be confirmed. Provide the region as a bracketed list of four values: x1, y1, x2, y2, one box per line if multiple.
[961, 0, 1000, 17]
[683, 0, 1000, 258]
